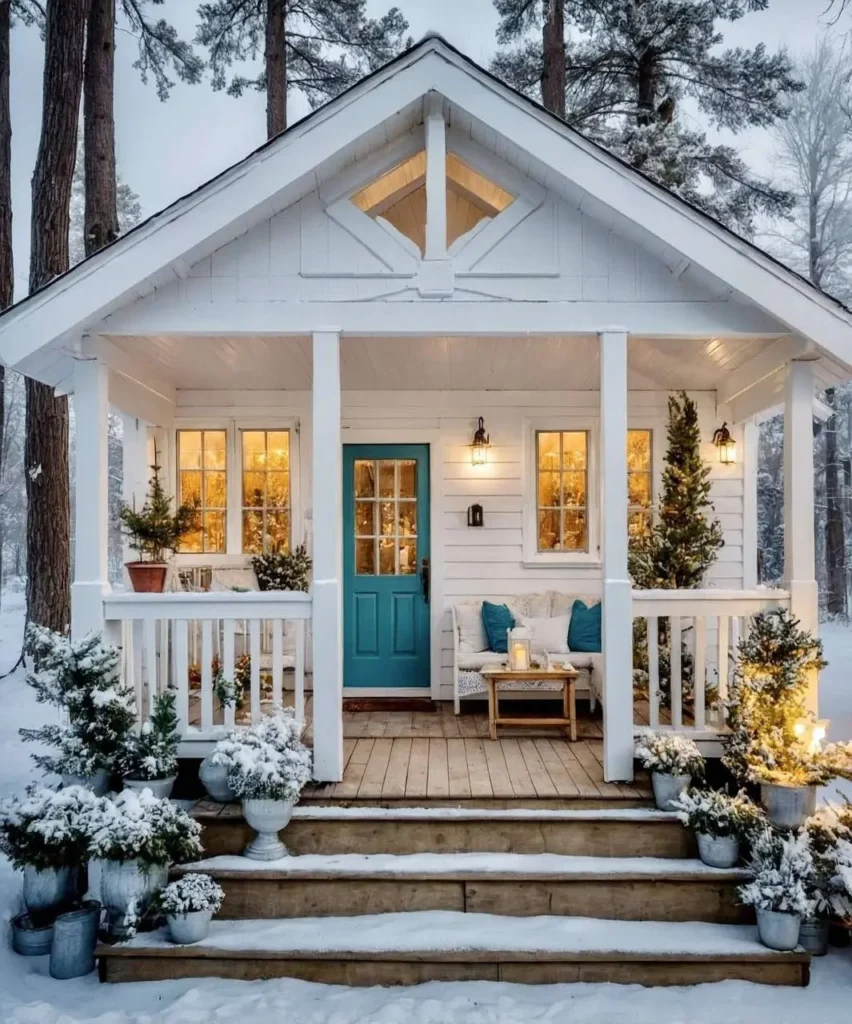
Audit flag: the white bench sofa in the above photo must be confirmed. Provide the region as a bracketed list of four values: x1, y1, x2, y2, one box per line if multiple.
[450, 592, 603, 714]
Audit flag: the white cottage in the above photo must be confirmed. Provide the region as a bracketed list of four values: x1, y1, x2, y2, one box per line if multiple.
[0, 35, 847, 785]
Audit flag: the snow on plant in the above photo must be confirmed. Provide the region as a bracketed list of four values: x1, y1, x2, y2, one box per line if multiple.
[634, 732, 705, 777]
[85, 788, 202, 866]
[804, 810, 852, 919]
[216, 708, 312, 802]
[120, 690, 180, 781]
[158, 873, 224, 916]
[20, 626, 136, 778]
[672, 788, 764, 840]
[0, 785, 98, 870]
[738, 829, 816, 916]
[213, 670, 244, 712]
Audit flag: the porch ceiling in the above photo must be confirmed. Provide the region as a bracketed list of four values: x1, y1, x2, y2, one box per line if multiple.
[106, 332, 783, 393]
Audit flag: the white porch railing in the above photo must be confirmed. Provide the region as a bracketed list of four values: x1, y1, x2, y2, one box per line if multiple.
[103, 591, 312, 750]
[631, 588, 790, 738]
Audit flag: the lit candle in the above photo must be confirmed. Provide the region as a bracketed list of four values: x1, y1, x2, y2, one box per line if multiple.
[511, 643, 529, 671]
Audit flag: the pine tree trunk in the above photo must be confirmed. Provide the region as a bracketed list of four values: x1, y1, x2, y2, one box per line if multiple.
[824, 388, 847, 616]
[637, 52, 657, 127]
[266, 0, 287, 139]
[0, 2, 10, 596]
[84, 0, 119, 256]
[26, 0, 89, 632]
[541, 0, 565, 118]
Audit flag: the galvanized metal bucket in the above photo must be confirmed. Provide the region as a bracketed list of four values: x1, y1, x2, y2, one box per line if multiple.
[122, 776, 177, 800]
[49, 902, 101, 979]
[757, 909, 801, 951]
[760, 783, 817, 830]
[61, 770, 110, 796]
[696, 832, 740, 869]
[798, 917, 829, 956]
[199, 756, 237, 803]
[23, 865, 79, 913]
[11, 912, 54, 956]
[242, 798, 295, 860]
[167, 908, 214, 944]
[651, 772, 691, 811]
[98, 858, 168, 938]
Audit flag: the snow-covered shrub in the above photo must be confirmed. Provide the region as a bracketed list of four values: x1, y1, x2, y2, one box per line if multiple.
[252, 544, 311, 592]
[738, 829, 816, 916]
[215, 708, 312, 802]
[158, 873, 224, 916]
[635, 733, 705, 777]
[804, 811, 852, 919]
[0, 785, 98, 870]
[213, 670, 244, 712]
[85, 788, 202, 866]
[20, 626, 136, 777]
[672, 788, 764, 839]
[120, 690, 180, 781]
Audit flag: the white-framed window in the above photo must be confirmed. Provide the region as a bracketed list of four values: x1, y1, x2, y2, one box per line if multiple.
[535, 430, 589, 553]
[627, 429, 654, 538]
[240, 429, 291, 555]
[176, 429, 227, 554]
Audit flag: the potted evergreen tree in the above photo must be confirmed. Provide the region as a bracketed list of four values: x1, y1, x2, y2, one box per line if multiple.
[120, 690, 181, 799]
[634, 732, 705, 810]
[20, 627, 136, 793]
[158, 873, 224, 944]
[120, 459, 195, 593]
[739, 830, 815, 951]
[672, 787, 763, 868]
[800, 812, 852, 955]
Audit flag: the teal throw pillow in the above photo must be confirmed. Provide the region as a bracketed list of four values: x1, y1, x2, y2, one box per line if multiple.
[567, 600, 602, 653]
[481, 601, 515, 653]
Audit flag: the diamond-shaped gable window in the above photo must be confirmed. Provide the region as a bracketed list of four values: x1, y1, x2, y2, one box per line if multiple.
[352, 151, 514, 254]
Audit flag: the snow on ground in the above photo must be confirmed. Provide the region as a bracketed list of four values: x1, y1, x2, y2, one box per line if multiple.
[1, 598, 852, 1022]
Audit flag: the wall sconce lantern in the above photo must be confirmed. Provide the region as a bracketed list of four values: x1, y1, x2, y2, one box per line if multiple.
[470, 416, 490, 466]
[712, 422, 736, 465]
[467, 503, 484, 527]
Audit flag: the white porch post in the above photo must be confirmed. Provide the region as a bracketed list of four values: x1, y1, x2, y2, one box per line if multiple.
[784, 358, 819, 710]
[71, 358, 110, 641]
[119, 412, 150, 579]
[311, 329, 344, 781]
[599, 329, 633, 782]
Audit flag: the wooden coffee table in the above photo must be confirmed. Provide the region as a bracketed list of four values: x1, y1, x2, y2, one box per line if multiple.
[480, 665, 579, 742]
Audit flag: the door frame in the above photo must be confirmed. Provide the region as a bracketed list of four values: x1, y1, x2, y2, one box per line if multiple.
[341, 428, 443, 699]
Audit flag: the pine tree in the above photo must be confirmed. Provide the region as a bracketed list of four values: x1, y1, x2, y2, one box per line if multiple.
[195, 0, 411, 139]
[120, 459, 196, 562]
[120, 689, 180, 780]
[491, 0, 800, 233]
[630, 392, 724, 590]
[69, 138, 142, 266]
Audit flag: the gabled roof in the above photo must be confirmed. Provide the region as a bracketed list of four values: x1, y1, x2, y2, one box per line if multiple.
[1, 33, 852, 377]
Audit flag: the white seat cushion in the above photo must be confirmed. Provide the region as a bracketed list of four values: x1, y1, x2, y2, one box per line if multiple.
[458, 650, 508, 671]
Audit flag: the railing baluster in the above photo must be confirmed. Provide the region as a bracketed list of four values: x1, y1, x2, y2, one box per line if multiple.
[249, 620, 262, 724]
[647, 616, 660, 729]
[201, 620, 214, 731]
[158, 619, 169, 693]
[693, 616, 706, 731]
[669, 615, 682, 730]
[144, 619, 157, 719]
[272, 620, 284, 708]
[295, 618, 306, 724]
[174, 620, 189, 733]
[223, 620, 236, 729]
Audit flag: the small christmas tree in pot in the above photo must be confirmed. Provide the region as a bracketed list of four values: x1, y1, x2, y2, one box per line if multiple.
[739, 829, 815, 951]
[120, 457, 196, 592]
[635, 732, 705, 810]
[120, 690, 181, 799]
[158, 872, 224, 945]
[672, 787, 764, 868]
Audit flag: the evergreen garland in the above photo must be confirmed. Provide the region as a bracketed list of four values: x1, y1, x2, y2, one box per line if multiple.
[120, 458, 196, 563]
[120, 689, 180, 781]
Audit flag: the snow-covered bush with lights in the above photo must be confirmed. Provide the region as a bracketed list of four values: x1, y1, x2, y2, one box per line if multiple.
[738, 829, 816, 916]
[19, 626, 136, 779]
[85, 788, 202, 866]
[120, 690, 180, 781]
[723, 609, 852, 786]
[158, 873, 224, 916]
[672, 787, 763, 840]
[220, 708, 312, 802]
[0, 785, 97, 870]
[635, 733, 705, 777]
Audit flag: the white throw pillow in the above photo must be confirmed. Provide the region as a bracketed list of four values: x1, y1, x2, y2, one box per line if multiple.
[516, 613, 570, 656]
[455, 602, 489, 654]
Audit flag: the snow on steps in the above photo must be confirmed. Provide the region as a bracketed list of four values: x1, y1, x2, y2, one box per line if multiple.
[192, 802, 696, 859]
[97, 912, 810, 988]
[171, 852, 750, 923]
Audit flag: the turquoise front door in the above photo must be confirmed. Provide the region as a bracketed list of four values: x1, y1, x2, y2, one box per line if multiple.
[343, 444, 431, 690]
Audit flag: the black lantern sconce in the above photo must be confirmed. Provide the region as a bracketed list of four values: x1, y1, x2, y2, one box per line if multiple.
[470, 416, 490, 466]
[467, 503, 484, 528]
[712, 422, 736, 465]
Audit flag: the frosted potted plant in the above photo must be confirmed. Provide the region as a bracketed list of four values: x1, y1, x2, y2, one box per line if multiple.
[120, 690, 180, 799]
[672, 788, 763, 868]
[724, 610, 852, 828]
[800, 812, 852, 955]
[225, 709, 312, 860]
[635, 732, 705, 810]
[0, 786, 95, 914]
[86, 788, 202, 937]
[119, 459, 196, 593]
[738, 829, 815, 951]
[20, 627, 135, 794]
[158, 873, 224, 944]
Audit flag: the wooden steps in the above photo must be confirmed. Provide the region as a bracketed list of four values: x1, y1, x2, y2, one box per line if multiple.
[97, 912, 810, 987]
[173, 853, 750, 924]
[193, 803, 695, 859]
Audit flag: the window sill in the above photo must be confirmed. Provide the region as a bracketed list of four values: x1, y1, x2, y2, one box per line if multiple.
[523, 554, 602, 569]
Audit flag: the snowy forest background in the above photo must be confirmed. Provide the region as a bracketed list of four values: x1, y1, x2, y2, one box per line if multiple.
[3, 1, 852, 618]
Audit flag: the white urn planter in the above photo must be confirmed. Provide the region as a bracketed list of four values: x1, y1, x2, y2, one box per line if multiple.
[756, 909, 801, 951]
[696, 833, 740, 869]
[98, 859, 168, 937]
[62, 770, 110, 796]
[122, 776, 177, 800]
[166, 908, 214, 944]
[760, 783, 817, 830]
[242, 798, 295, 860]
[651, 772, 691, 811]
[199, 757, 237, 803]
[22, 865, 80, 913]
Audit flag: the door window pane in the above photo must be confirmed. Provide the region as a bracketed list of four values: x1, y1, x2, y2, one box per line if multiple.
[535, 431, 588, 552]
[241, 430, 291, 554]
[177, 430, 227, 553]
[354, 458, 419, 575]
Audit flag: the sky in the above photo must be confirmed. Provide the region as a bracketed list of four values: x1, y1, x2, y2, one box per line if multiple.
[5, 0, 844, 298]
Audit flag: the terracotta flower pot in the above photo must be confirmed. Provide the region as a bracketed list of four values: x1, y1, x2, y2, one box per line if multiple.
[126, 562, 168, 593]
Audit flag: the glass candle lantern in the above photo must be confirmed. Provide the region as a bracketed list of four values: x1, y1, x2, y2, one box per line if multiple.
[507, 626, 532, 671]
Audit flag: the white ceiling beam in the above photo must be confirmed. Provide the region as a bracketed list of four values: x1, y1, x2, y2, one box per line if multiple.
[716, 336, 812, 407]
[729, 370, 787, 423]
[107, 369, 174, 427]
[81, 335, 176, 406]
